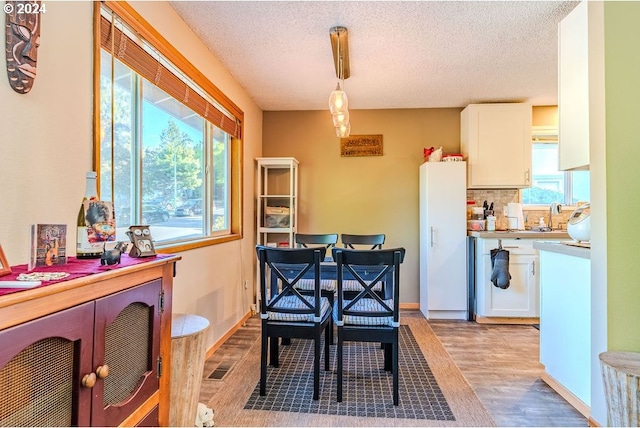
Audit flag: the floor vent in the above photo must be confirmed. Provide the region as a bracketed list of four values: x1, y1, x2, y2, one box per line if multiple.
[208, 361, 235, 380]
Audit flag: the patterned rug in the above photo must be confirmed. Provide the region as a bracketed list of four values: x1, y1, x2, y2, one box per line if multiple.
[243, 325, 455, 420]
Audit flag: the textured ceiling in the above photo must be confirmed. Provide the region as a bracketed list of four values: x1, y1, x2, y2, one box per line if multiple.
[169, 1, 579, 111]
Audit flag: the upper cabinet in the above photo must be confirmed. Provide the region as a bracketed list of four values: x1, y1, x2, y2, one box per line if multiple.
[558, 1, 601, 171]
[461, 103, 532, 189]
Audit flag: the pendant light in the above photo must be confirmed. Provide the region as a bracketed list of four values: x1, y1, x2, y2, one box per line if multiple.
[329, 26, 351, 137]
[331, 109, 350, 127]
[335, 122, 351, 138]
[328, 83, 348, 115]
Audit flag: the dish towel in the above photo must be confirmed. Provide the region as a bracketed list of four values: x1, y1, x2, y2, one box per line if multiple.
[490, 248, 511, 289]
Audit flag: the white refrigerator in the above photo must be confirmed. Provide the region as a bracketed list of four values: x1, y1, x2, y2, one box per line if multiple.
[419, 161, 468, 320]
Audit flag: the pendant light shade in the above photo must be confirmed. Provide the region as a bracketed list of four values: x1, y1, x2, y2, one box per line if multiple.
[335, 121, 351, 138]
[331, 109, 350, 127]
[328, 83, 348, 114]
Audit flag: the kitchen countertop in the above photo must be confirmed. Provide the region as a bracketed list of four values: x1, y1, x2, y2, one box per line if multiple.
[468, 230, 570, 239]
[533, 240, 591, 259]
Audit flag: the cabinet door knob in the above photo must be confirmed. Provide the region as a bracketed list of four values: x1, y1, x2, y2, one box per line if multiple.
[81, 372, 97, 388]
[96, 364, 110, 379]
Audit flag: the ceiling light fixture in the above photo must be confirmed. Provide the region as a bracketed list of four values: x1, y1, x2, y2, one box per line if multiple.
[328, 26, 350, 137]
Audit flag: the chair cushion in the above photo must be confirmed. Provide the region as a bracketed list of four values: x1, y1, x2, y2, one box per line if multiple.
[333, 298, 395, 326]
[341, 279, 382, 292]
[267, 295, 331, 322]
[294, 278, 336, 292]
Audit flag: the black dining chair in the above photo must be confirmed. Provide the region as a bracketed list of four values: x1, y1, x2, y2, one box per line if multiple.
[341, 233, 385, 250]
[340, 234, 386, 298]
[294, 233, 339, 292]
[332, 246, 405, 406]
[255, 245, 332, 400]
[294, 233, 339, 344]
[295, 233, 339, 253]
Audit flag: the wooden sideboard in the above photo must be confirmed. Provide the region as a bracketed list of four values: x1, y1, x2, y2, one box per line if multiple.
[0, 255, 180, 427]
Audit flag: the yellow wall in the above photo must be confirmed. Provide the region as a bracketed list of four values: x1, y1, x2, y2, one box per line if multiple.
[264, 108, 461, 302]
[532, 105, 558, 127]
[0, 1, 262, 351]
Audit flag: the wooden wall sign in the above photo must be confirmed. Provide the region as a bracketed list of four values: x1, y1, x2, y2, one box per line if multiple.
[340, 134, 383, 157]
[5, 1, 42, 94]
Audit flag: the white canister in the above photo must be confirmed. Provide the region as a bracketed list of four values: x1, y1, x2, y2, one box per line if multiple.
[486, 215, 496, 231]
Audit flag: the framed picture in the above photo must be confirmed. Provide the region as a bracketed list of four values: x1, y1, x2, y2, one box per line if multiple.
[340, 134, 383, 157]
[0, 244, 11, 277]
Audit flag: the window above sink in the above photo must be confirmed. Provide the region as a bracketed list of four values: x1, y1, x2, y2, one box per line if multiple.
[521, 126, 590, 207]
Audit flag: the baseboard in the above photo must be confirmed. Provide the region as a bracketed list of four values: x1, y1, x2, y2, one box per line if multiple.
[475, 316, 539, 325]
[400, 302, 420, 310]
[426, 310, 468, 320]
[541, 371, 590, 419]
[205, 310, 252, 360]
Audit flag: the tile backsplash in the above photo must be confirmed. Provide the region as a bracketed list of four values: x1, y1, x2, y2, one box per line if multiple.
[467, 189, 572, 230]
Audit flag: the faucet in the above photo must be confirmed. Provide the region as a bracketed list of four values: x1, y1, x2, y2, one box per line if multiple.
[549, 202, 562, 230]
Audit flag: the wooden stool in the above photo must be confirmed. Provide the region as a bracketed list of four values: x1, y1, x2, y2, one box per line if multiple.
[600, 351, 640, 426]
[169, 313, 210, 427]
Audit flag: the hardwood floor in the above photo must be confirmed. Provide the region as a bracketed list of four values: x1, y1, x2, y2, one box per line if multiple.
[429, 319, 587, 427]
[199, 310, 587, 427]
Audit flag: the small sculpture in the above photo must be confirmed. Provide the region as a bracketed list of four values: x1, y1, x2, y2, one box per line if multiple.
[6, 1, 43, 94]
[101, 242, 128, 266]
[195, 403, 214, 427]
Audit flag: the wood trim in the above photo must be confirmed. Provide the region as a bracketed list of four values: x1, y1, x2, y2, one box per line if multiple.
[541, 371, 590, 418]
[92, 2, 101, 173]
[101, 1, 243, 121]
[588, 416, 603, 427]
[231, 134, 243, 237]
[475, 316, 539, 325]
[205, 310, 252, 360]
[156, 233, 242, 254]
[400, 302, 420, 310]
[118, 391, 159, 427]
[0, 256, 180, 330]
[158, 259, 175, 426]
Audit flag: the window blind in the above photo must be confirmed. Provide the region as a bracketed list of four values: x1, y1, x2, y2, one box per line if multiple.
[99, 14, 241, 138]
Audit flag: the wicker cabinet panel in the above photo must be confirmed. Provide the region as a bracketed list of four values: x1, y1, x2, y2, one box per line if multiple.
[93, 280, 162, 426]
[0, 302, 94, 427]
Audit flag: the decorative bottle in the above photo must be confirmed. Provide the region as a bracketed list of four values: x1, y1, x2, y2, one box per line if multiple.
[76, 171, 102, 259]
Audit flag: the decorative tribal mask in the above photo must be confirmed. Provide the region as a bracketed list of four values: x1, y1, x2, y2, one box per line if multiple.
[5, 1, 41, 94]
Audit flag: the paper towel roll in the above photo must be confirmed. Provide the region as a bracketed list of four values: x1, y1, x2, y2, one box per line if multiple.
[507, 203, 525, 230]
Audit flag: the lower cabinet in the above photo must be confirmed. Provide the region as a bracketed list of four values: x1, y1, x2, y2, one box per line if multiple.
[475, 238, 538, 319]
[0, 280, 162, 427]
[538, 248, 591, 410]
[0, 256, 178, 427]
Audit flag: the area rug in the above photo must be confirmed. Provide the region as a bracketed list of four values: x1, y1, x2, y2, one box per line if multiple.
[206, 315, 495, 426]
[244, 326, 453, 420]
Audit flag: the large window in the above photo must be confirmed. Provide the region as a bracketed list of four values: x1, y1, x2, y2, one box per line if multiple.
[96, 2, 242, 249]
[521, 127, 590, 207]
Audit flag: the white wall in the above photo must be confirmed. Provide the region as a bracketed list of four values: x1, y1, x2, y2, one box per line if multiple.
[0, 1, 262, 351]
[0, 2, 94, 262]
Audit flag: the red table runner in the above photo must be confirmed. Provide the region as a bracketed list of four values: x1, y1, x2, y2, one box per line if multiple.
[0, 254, 173, 297]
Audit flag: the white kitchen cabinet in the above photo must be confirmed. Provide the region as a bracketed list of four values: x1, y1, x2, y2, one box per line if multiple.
[536, 242, 591, 413]
[419, 161, 467, 320]
[460, 103, 532, 189]
[558, 1, 602, 171]
[475, 238, 539, 319]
